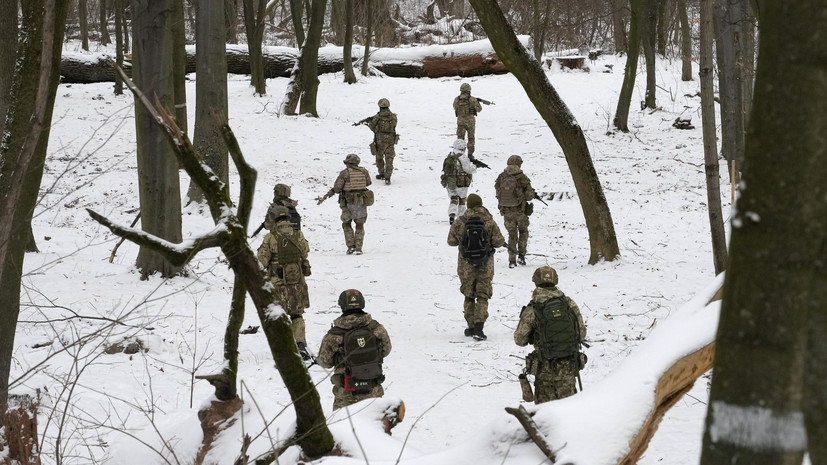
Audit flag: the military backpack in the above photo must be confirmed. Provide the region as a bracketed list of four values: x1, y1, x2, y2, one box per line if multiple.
[328, 320, 385, 393]
[376, 113, 396, 134]
[496, 173, 524, 207]
[265, 202, 301, 231]
[459, 216, 495, 266]
[272, 230, 304, 285]
[533, 297, 581, 361]
[455, 95, 475, 117]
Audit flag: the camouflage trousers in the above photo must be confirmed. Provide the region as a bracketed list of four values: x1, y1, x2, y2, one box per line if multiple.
[331, 383, 385, 410]
[501, 207, 530, 261]
[456, 116, 477, 156]
[527, 353, 578, 403]
[457, 257, 494, 326]
[374, 141, 396, 180]
[340, 203, 367, 250]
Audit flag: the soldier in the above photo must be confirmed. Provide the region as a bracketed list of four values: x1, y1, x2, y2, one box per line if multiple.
[267, 183, 301, 231]
[317, 289, 392, 410]
[494, 155, 536, 268]
[446, 194, 506, 341]
[441, 139, 477, 224]
[355, 98, 398, 185]
[321, 154, 373, 255]
[514, 266, 587, 403]
[453, 82, 483, 156]
[257, 206, 313, 361]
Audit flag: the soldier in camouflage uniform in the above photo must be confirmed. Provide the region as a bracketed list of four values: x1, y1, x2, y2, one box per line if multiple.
[441, 139, 477, 224]
[495, 155, 536, 268]
[514, 266, 587, 403]
[257, 206, 313, 360]
[453, 83, 483, 156]
[265, 183, 301, 231]
[323, 154, 373, 255]
[356, 98, 398, 185]
[317, 289, 392, 410]
[446, 194, 506, 340]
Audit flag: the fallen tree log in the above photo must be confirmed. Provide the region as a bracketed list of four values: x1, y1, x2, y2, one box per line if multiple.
[60, 38, 528, 83]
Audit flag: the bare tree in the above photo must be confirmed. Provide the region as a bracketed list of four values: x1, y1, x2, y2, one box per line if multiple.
[99, 0, 111, 45]
[614, 0, 642, 131]
[343, 0, 357, 84]
[641, 0, 659, 109]
[469, 0, 620, 265]
[677, 0, 692, 81]
[713, 0, 747, 180]
[361, 0, 372, 76]
[113, 0, 124, 95]
[611, 0, 629, 53]
[173, 0, 188, 134]
[0, 0, 17, 134]
[242, 0, 267, 94]
[701, 1, 827, 463]
[79, 0, 89, 50]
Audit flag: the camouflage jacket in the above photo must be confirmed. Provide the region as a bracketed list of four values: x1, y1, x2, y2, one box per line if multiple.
[514, 286, 586, 347]
[317, 312, 392, 375]
[264, 195, 300, 231]
[447, 206, 506, 251]
[495, 165, 536, 209]
[257, 221, 311, 281]
[367, 109, 398, 136]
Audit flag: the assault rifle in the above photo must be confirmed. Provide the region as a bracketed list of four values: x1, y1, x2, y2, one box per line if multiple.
[533, 193, 549, 207]
[352, 116, 371, 127]
[473, 96, 495, 105]
[468, 154, 490, 169]
[250, 221, 267, 238]
[315, 190, 335, 205]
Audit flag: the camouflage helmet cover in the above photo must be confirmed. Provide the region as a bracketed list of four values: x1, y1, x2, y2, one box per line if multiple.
[460, 83, 471, 93]
[343, 153, 361, 165]
[507, 155, 523, 166]
[378, 98, 390, 108]
[532, 266, 559, 286]
[273, 183, 291, 198]
[338, 289, 366, 311]
[452, 139, 467, 152]
[268, 205, 291, 223]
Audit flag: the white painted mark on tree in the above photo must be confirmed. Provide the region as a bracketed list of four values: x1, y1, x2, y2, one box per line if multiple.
[709, 401, 808, 452]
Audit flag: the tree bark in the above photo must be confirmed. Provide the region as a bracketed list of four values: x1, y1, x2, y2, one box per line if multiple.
[290, 0, 306, 47]
[99, 0, 111, 45]
[173, 0, 188, 135]
[225, 0, 239, 44]
[677, 0, 692, 81]
[298, 0, 328, 116]
[0, 0, 18, 135]
[469, 0, 620, 265]
[0, 0, 69, 423]
[79, 0, 89, 50]
[360, 0, 372, 76]
[113, 0, 124, 94]
[131, 0, 183, 278]
[700, 2, 827, 464]
[641, 0, 659, 109]
[343, 0, 357, 83]
[713, 0, 746, 181]
[188, 0, 229, 203]
[614, 0, 642, 131]
[242, 0, 267, 94]
[611, 0, 629, 53]
[698, 0, 726, 275]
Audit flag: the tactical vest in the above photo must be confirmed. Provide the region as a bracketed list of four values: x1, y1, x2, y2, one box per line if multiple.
[328, 320, 384, 393]
[533, 297, 580, 360]
[455, 95, 472, 117]
[497, 173, 524, 207]
[376, 113, 396, 134]
[274, 230, 302, 265]
[343, 168, 368, 192]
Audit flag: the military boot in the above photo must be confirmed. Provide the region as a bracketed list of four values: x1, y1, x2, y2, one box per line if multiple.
[376, 174, 385, 180]
[509, 259, 517, 268]
[449, 213, 455, 225]
[472, 322, 487, 341]
[517, 255, 527, 266]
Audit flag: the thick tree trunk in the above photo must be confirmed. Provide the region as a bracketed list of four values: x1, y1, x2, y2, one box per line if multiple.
[225, 0, 239, 43]
[656, 0, 667, 55]
[79, 0, 89, 50]
[611, 0, 629, 53]
[698, 0, 726, 275]
[713, 0, 746, 181]
[361, 0, 372, 76]
[290, 0, 305, 47]
[113, 0, 124, 94]
[172, 0, 188, 134]
[0, 0, 69, 425]
[0, 0, 17, 135]
[642, 0, 658, 109]
[242, 0, 266, 94]
[700, 2, 827, 464]
[468, 0, 620, 265]
[131, 0, 183, 278]
[99, 0, 111, 45]
[298, 0, 328, 116]
[677, 0, 692, 81]
[343, 0, 357, 83]
[614, 0, 642, 131]
[188, 0, 229, 203]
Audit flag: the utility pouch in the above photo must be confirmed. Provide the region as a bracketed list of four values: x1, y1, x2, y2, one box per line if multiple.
[518, 372, 535, 402]
[524, 202, 534, 216]
[578, 352, 588, 370]
[369, 142, 378, 156]
[331, 374, 344, 387]
[344, 376, 374, 394]
[362, 189, 375, 207]
[525, 351, 539, 376]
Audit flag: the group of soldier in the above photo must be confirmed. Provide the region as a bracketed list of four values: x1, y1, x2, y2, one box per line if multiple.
[255, 83, 588, 409]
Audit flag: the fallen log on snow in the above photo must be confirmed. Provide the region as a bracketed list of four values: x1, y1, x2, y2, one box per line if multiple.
[60, 38, 528, 83]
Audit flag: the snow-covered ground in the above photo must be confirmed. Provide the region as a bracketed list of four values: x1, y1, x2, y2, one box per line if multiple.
[14, 45, 730, 464]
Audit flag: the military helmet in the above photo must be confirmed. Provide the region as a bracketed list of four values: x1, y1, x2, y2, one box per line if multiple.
[532, 266, 559, 286]
[273, 183, 291, 198]
[343, 153, 361, 165]
[460, 83, 471, 93]
[507, 155, 523, 166]
[268, 205, 291, 223]
[377, 98, 390, 108]
[452, 139, 467, 152]
[338, 289, 366, 311]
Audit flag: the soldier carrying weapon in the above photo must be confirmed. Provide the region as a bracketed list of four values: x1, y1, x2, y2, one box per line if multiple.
[352, 98, 398, 185]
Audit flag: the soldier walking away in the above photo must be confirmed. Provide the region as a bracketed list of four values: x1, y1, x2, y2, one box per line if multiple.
[354, 98, 398, 185]
[514, 266, 587, 403]
[317, 289, 392, 410]
[453, 82, 483, 156]
[251, 183, 302, 237]
[495, 155, 536, 268]
[446, 194, 506, 341]
[441, 139, 477, 224]
[256, 206, 314, 361]
[319, 154, 374, 255]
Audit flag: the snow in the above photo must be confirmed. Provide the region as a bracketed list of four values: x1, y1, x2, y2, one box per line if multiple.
[15, 46, 733, 464]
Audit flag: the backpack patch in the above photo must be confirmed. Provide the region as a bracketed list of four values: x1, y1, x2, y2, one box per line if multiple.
[533, 297, 580, 360]
[330, 321, 384, 393]
[496, 174, 524, 207]
[459, 217, 494, 266]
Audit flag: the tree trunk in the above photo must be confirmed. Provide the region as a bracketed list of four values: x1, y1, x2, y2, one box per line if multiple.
[700, 2, 827, 464]
[677, 0, 692, 81]
[468, 0, 620, 265]
[114, 0, 124, 95]
[642, 0, 658, 109]
[614, 0, 642, 131]
[225, 0, 239, 43]
[298, 0, 327, 116]
[739, 3, 755, 132]
[656, 0, 666, 55]
[79, 0, 89, 50]
[99, 0, 111, 45]
[713, 0, 746, 181]
[188, 0, 229, 203]
[698, 0, 726, 275]
[121, 1, 129, 53]
[290, 0, 306, 47]
[0, 0, 18, 135]
[131, 0, 183, 278]
[172, 0, 188, 134]
[611, 0, 629, 53]
[343, 0, 357, 84]
[360, 0, 372, 76]
[242, 0, 267, 94]
[0, 0, 69, 423]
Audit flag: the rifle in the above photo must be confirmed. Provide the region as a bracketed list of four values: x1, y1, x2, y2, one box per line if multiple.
[352, 116, 371, 127]
[533, 193, 549, 207]
[315, 190, 335, 205]
[473, 96, 495, 105]
[250, 221, 267, 238]
[468, 154, 490, 169]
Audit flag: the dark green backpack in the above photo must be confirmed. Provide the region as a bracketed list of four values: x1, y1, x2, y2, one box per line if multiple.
[329, 320, 384, 393]
[533, 297, 580, 360]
